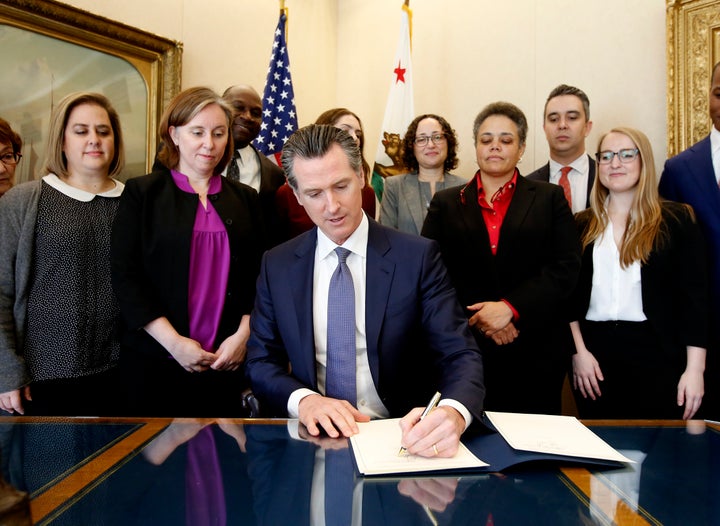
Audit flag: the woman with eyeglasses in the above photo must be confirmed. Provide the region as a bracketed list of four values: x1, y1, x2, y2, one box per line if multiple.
[0, 118, 22, 197]
[0, 93, 125, 416]
[379, 114, 465, 235]
[570, 127, 708, 419]
[422, 102, 581, 415]
[275, 108, 376, 240]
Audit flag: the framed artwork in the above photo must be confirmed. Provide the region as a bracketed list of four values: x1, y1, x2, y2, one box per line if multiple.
[0, 0, 182, 183]
[667, 0, 720, 156]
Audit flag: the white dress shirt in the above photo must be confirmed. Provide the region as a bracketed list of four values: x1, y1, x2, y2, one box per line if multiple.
[223, 145, 262, 192]
[288, 214, 389, 418]
[549, 153, 590, 213]
[585, 220, 646, 321]
[710, 126, 720, 185]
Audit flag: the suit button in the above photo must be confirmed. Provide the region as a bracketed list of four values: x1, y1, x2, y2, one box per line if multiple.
[210, 194, 219, 201]
[225, 218, 233, 225]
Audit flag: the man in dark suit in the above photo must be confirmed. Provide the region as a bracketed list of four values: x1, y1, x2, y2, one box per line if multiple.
[527, 84, 595, 212]
[246, 124, 484, 457]
[222, 85, 285, 245]
[660, 61, 720, 417]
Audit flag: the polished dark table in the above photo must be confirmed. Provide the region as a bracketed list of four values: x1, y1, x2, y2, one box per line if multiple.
[0, 417, 718, 525]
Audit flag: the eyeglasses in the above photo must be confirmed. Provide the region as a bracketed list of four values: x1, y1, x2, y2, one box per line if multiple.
[414, 133, 446, 147]
[0, 152, 21, 167]
[595, 149, 639, 165]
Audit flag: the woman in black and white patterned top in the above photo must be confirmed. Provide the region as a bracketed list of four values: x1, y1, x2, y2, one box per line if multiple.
[0, 92, 126, 416]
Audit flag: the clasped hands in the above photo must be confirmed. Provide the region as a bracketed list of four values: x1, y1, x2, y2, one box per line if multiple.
[298, 394, 464, 458]
[467, 301, 518, 345]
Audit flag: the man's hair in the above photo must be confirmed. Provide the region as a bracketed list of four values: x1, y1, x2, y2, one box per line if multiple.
[281, 124, 362, 190]
[472, 102, 528, 146]
[544, 84, 591, 121]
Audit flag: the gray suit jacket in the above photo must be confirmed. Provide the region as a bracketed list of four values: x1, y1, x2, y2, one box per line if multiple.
[525, 154, 596, 210]
[379, 172, 466, 235]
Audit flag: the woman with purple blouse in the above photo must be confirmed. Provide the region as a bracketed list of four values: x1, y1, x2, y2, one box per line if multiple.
[111, 87, 265, 416]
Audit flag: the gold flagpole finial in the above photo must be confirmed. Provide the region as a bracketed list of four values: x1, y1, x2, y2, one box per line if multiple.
[279, 1, 288, 44]
[402, 1, 412, 48]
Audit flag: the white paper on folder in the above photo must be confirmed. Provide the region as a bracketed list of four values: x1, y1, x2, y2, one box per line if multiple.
[484, 411, 634, 463]
[349, 418, 488, 475]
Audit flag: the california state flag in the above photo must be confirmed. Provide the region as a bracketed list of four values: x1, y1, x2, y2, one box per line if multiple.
[372, 2, 415, 201]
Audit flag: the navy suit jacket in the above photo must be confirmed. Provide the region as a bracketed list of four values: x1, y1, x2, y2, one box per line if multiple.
[245, 218, 485, 419]
[659, 135, 720, 315]
[525, 154, 596, 210]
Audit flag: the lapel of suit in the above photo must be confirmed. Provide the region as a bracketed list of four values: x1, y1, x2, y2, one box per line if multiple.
[365, 221, 394, 384]
[688, 137, 720, 208]
[538, 163, 551, 182]
[586, 154, 596, 207]
[290, 230, 320, 387]
[497, 176, 536, 257]
[457, 178, 494, 261]
[400, 174, 426, 234]
[252, 145, 271, 194]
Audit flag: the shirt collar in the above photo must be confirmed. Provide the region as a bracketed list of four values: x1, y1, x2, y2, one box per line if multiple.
[475, 169, 519, 204]
[549, 152, 589, 177]
[710, 126, 720, 154]
[171, 169, 222, 195]
[42, 173, 124, 201]
[316, 212, 369, 261]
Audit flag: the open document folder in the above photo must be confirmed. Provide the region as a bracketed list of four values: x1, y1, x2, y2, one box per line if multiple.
[349, 418, 488, 475]
[484, 411, 634, 463]
[349, 413, 632, 476]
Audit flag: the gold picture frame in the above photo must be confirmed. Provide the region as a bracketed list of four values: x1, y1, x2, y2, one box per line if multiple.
[667, 0, 720, 157]
[0, 0, 182, 181]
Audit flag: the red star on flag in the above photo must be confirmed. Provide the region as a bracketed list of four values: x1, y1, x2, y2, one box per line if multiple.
[393, 61, 406, 84]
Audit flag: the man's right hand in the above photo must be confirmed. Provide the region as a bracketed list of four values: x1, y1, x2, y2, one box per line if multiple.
[298, 394, 370, 438]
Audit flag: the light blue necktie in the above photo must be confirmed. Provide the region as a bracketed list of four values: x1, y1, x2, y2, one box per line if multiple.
[325, 247, 356, 404]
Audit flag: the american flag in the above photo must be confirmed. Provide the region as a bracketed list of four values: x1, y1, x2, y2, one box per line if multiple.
[253, 11, 298, 165]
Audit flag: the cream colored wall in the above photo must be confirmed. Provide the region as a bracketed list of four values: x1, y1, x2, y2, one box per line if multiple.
[60, 0, 667, 176]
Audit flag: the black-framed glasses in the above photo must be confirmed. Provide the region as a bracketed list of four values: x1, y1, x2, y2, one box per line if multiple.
[414, 133, 446, 147]
[0, 152, 21, 166]
[595, 149, 639, 165]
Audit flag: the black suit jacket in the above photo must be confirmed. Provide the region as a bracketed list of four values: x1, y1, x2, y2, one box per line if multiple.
[247, 146, 286, 247]
[421, 174, 581, 412]
[422, 174, 581, 332]
[572, 202, 709, 357]
[111, 166, 266, 355]
[526, 154, 596, 210]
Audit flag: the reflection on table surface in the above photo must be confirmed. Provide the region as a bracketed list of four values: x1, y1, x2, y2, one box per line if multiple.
[0, 417, 717, 525]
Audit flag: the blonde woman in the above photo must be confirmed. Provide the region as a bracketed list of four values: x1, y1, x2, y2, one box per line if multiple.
[571, 127, 708, 419]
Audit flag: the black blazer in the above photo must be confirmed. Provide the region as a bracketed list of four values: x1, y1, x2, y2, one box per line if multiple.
[254, 146, 286, 247]
[572, 201, 709, 357]
[422, 174, 581, 334]
[111, 166, 266, 355]
[526, 154, 596, 210]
